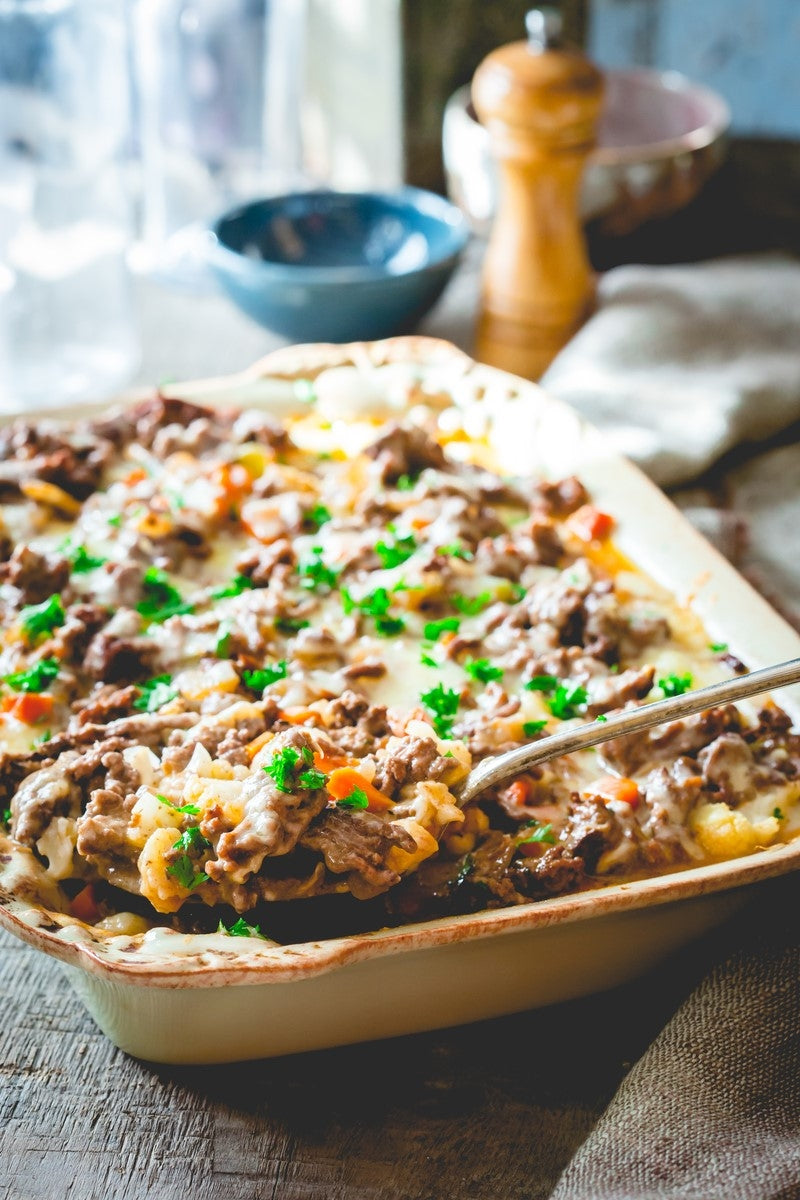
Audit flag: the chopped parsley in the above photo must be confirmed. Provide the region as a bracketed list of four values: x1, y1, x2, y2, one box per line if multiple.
[709, 642, 729, 654]
[107, 514, 122, 528]
[595, 713, 608, 723]
[773, 807, 785, 821]
[374, 614, 406, 637]
[211, 574, 255, 599]
[242, 661, 288, 691]
[157, 793, 200, 816]
[137, 567, 193, 624]
[336, 786, 369, 810]
[658, 673, 693, 698]
[451, 592, 491, 616]
[303, 502, 332, 532]
[518, 821, 556, 847]
[297, 545, 340, 593]
[32, 729, 52, 747]
[548, 682, 588, 720]
[423, 617, 460, 641]
[263, 744, 324, 793]
[375, 531, 417, 570]
[68, 545, 107, 574]
[420, 683, 461, 738]
[525, 675, 559, 693]
[166, 826, 211, 890]
[1, 807, 11, 829]
[395, 473, 417, 492]
[133, 675, 178, 713]
[455, 853, 474, 886]
[523, 720, 547, 737]
[218, 917, 264, 938]
[4, 658, 59, 693]
[342, 586, 404, 635]
[420, 651, 438, 668]
[20, 594, 65, 642]
[463, 657, 503, 684]
[436, 542, 474, 561]
[275, 616, 310, 635]
[215, 621, 232, 658]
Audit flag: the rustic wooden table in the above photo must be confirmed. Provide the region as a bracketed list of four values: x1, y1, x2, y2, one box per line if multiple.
[2, 254, 799, 1200]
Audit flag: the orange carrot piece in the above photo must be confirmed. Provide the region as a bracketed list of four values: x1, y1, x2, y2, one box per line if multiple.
[313, 752, 357, 773]
[11, 693, 54, 725]
[245, 730, 274, 760]
[589, 774, 640, 807]
[325, 767, 394, 812]
[281, 707, 321, 725]
[505, 779, 532, 808]
[568, 505, 615, 542]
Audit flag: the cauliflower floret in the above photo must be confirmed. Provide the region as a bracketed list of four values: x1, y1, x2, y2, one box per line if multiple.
[690, 802, 779, 858]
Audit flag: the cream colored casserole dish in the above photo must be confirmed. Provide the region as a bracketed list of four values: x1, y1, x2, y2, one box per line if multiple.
[0, 336, 799, 1064]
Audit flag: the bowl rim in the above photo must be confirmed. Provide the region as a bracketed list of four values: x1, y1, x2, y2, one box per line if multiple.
[448, 65, 731, 167]
[205, 187, 470, 285]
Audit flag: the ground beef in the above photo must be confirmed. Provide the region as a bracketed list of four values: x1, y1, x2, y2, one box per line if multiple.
[372, 736, 451, 796]
[299, 806, 416, 900]
[83, 613, 161, 683]
[0, 420, 113, 500]
[75, 751, 143, 894]
[236, 539, 295, 586]
[533, 476, 589, 515]
[71, 683, 139, 726]
[163, 709, 271, 772]
[0, 545, 70, 605]
[325, 691, 391, 757]
[585, 665, 656, 714]
[206, 729, 328, 884]
[365, 423, 447, 483]
[512, 845, 587, 899]
[599, 706, 739, 776]
[9, 755, 83, 846]
[560, 794, 623, 872]
[341, 659, 386, 681]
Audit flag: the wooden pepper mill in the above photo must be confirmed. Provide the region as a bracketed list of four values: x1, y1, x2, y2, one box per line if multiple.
[473, 8, 604, 380]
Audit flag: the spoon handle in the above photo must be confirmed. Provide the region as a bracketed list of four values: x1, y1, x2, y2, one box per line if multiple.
[458, 656, 800, 805]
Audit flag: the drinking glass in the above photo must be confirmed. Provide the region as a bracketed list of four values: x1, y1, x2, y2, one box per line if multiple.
[0, 0, 139, 411]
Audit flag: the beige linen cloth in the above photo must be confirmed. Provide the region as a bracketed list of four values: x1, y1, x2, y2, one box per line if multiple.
[541, 255, 800, 488]
[541, 255, 800, 1200]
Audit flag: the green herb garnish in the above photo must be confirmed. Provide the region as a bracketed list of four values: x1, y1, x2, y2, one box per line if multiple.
[215, 621, 232, 658]
[32, 729, 52, 747]
[525, 675, 558, 693]
[773, 807, 785, 821]
[263, 744, 323, 793]
[242, 661, 288, 691]
[709, 642, 728, 654]
[420, 652, 438, 668]
[20, 594, 65, 642]
[548, 682, 587, 720]
[137, 567, 193, 624]
[336, 786, 369, 810]
[166, 826, 211, 890]
[436, 542, 473, 561]
[297, 545, 340, 593]
[463, 657, 503, 684]
[275, 616, 310, 635]
[375, 531, 417, 570]
[658, 673, 693, 698]
[68, 545, 107, 574]
[424, 617, 460, 641]
[374, 614, 406, 637]
[211, 574, 255, 600]
[420, 683, 461, 738]
[133, 675, 178, 713]
[518, 822, 556, 847]
[107, 514, 122, 528]
[218, 917, 264, 938]
[451, 592, 491, 616]
[523, 720, 547, 737]
[157, 793, 200, 816]
[304, 503, 331, 532]
[4, 658, 59, 693]
[395, 473, 417, 492]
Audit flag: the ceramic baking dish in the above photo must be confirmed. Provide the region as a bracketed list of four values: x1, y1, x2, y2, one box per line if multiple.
[1, 336, 799, 1064]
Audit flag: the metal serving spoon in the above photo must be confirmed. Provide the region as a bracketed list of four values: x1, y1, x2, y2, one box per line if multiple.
[458, 656, 800, 806]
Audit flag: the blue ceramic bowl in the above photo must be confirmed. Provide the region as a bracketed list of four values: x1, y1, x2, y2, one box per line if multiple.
[206, 188, 469, 343]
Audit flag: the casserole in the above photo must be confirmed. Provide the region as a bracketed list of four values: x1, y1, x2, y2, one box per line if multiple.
[0, 336, 798, 1063]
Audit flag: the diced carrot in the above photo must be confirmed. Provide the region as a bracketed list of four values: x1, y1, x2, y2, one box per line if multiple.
[588, 774, 640, 808]
[124, 467, 147, 486]
[505, 778, 532, 808]
[568, 505, 615, 542]
[12, 692, 54, 725]
[1, 696, 15, 713]
[245, 730, 274, 760]
[281, 707, 321, 726]
[313, 752, 357, 773]
[71, 883, 101, 924]
[325, 767, 394, 812]
[410, 517, 431, 530]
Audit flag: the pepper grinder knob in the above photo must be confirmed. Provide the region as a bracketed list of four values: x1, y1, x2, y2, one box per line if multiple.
[472, 8, 604, 380]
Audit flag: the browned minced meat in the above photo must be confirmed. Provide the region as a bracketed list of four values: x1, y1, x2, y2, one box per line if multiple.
[162, 708, 275, 772]
[512, 845, 587, 900]
[341, 659, 387, 681]
[599, 706, 740, 776]
[206, 729, 329, 884]
[372, 736, 451, 796]
[71, 683, 139, 726]
[236, 539, 295, 586]
[83, 619, 162, 682]
[0, 419, 114, 500]
[585, 665, 656, 715]
[43, 603, 109, 667]
[75, 751, 143, 894]
[533, 476, 589, 516]
[325, 690, 391, 757]
[10, 754, 84, 846]
[365, 423, 447, 483]
[300, 806, 416, 900]
[0, 545, 70, 606]
[560, 793, 624, 872]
